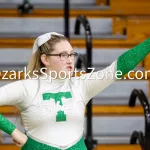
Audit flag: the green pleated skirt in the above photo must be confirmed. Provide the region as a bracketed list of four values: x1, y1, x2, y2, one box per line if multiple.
[21, 134, 87, 150]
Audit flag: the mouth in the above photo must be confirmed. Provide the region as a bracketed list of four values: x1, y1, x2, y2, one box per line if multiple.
[67, 66, 73, 71]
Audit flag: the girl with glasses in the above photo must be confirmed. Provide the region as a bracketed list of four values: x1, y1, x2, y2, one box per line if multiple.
[0, 32, 150, 150]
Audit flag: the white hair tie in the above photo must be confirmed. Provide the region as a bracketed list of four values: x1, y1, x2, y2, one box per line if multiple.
[32, 32, 64, 54]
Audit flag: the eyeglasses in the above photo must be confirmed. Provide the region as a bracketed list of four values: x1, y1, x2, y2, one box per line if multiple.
[46, 52, 79, 61]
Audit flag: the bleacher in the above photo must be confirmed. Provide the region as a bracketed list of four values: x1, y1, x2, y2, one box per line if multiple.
[0, 0, 150, 150]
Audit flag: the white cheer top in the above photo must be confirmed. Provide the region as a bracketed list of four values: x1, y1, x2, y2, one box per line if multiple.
[0, 61, 116, 149]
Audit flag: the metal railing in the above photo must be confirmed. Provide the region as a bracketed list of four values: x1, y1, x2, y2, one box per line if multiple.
[129, 89, 150, 150]
[18, 0, 33, 14]
[75, 15, 97, 150]
[17, 0, 70, 39]
[106, 0, 110, 5]
[64, 0, 70, 39]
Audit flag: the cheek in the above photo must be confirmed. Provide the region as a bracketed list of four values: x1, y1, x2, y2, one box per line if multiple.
[50, 59, 65, 71]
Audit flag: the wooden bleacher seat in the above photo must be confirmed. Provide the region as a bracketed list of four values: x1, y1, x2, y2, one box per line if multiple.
[0, 105, 143, 116]
[92, 105, 143, 116]
[0, 145, 20, 150]
[127, 17, 150, 40]
[0, 0, 150, 17]
[0, 38, 148, 48]
[110, 0, 150, 16]
[0, 144, 141, 150]
[97, 0, 150, 16]
[0, 106, 17, 116]
[94, 144, 141, 150]
[113, 16, 150, 40]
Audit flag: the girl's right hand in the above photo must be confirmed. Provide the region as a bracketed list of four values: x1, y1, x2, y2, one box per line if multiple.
[11, 128, 28, 148]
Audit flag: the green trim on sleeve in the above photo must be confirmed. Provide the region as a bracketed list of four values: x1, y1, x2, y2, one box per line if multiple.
[117, 38, 150, 78]
[0, 114, 16, 135]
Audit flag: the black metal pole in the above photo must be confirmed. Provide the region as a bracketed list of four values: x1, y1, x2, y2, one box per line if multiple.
[129, 89, 150, 150]
[18, 0, 33, 14]
[144, 97, 150, 150]
[74, 15, 97, 150]
[142, 90, 150, 150]
[85, 21, 92, 141]
[106, 0, 110, 5]
[130, 131, 144, 149]
[64, 0, 70, 39]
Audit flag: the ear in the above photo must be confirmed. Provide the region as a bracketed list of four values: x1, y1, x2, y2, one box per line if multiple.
[41, 54, 50, 66]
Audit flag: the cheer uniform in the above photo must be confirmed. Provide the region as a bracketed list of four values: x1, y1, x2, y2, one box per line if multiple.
[0, 38, 150, 150]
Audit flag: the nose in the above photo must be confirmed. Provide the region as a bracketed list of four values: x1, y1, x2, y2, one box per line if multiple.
[66, 56, 73, 63]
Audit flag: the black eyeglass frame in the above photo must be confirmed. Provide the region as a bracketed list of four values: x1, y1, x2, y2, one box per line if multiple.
[46, 52, 79, 60]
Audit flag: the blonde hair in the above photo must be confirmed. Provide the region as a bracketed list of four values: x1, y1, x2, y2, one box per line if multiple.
[26, 35, 69, 78]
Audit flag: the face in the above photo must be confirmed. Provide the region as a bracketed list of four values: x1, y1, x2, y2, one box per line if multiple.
[42, 40, 76, 79]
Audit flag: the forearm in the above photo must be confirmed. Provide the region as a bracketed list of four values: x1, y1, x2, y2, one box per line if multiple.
[0, 81, 25, 135]
[0, 114, 16, 135]
[117, 38, 150, 78]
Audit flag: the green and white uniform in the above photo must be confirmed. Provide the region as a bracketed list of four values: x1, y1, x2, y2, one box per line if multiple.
[0, 38, 150, 150]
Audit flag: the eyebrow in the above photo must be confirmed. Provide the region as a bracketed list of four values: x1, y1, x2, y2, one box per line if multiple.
[61, 50, 74, 53]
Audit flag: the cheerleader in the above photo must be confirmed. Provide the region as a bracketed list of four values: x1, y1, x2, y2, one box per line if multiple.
[0, 32, 150, 150]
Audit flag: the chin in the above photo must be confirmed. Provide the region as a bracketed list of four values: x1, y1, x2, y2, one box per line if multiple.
[66, 71, 74, 78]
[58, 70, 73, 79]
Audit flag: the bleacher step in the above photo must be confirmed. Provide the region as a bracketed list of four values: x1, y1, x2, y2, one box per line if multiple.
[0, 4, 109, 10]
[92, 105, 143, 115]
[0, 135, 140, 144]
[0, 38, 146, 48]
[0, 144, 141, 150]
[0, 0, 96, 5]
[0, 0, 150, 17]
[95, 135, 131, 144]
[95, 144, 141, 150]
[0, 18, 112, 36]
[0, 105, 144, 116]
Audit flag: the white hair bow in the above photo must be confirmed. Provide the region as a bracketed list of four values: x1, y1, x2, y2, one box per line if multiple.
[32, 32, 64, 54]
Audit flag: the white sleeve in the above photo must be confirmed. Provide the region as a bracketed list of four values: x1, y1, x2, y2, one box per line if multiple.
[78, 60, 117, 105]
[0, 80, 26, 109]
